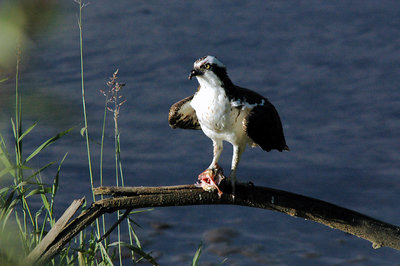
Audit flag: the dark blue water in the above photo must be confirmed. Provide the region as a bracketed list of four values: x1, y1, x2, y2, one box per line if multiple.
[2, 0, 400, 264]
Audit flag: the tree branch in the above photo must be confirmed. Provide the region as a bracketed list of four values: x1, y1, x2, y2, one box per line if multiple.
[24, 198, 85, 265]
[32, 182, 400, 264]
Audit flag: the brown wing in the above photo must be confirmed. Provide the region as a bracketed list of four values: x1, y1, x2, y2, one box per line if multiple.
[168, 95, 201, 130]
[243, 102, 289, 152]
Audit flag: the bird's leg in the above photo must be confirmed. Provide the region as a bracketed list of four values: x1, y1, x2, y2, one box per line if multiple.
[196, 140, 225, 197]
[208, 140, 223, 170]
[230, 144, 244, 198]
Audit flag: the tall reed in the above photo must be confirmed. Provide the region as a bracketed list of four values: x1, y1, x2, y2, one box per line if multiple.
[0, 45, 72, 265]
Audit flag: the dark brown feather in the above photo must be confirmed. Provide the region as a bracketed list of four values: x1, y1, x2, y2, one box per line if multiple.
[243, 103, 289, 152]
[168, 95, 201, 130]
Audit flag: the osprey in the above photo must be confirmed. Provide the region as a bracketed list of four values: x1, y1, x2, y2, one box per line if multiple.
[169, 55, 288, 196]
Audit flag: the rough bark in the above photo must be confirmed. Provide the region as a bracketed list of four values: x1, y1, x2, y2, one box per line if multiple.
[31, 182, 400, 265]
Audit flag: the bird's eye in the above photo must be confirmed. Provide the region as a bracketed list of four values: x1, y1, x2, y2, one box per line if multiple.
[205, 63, 211, 70]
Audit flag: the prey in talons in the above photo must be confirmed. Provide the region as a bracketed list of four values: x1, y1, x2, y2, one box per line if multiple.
[195, 164, 225, 198]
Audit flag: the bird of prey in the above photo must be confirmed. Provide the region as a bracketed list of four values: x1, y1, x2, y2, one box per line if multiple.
[168, 55, 289, 196]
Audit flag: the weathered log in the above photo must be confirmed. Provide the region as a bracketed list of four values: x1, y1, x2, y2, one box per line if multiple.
[25, 198, 85, 265]
[31, 182, 400, 264]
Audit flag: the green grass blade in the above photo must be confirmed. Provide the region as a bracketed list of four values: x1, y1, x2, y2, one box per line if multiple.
[15, 180, 29, 189]
[219, 258, 228, 265]
[128, 220, 141, 249]
[98, 241, 114, 265]
[0, 207, 13, 229]
[0, 186, 10, 196]
[192, 242, 203, 266]
[128, 217, 142, 229]
[34, 205, 44, 224]
[38, 212, 49, 242]
[2, 189, 16, 214]
[25, 187, 52, 198]
[0, 134, 15, 178]
[26, 161, 55, 181]
[50, 152, 68, 215]
[109, 242, 158, 265]
[128, 208, 154, 215]
[15, 210, 30, 255]
[17, 121, 38, 142]
[0, 164, 16, 178]
[10, 118, 17, 139]
[24, 127, 74, 164]
[40, 189, 50, 213]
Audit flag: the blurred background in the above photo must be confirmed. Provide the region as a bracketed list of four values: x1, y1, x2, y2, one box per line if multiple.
[1, 0, 399, 264]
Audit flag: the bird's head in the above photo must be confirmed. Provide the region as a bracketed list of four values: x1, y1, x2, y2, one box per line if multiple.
[188, 55, 227, 82]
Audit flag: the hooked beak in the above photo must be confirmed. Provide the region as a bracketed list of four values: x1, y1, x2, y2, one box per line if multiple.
[188, 69, 202, 80]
